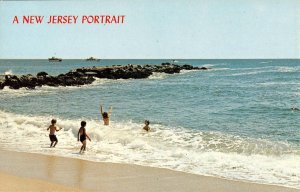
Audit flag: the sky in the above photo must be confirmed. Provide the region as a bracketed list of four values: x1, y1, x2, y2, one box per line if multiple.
[0, 0, 299, 59]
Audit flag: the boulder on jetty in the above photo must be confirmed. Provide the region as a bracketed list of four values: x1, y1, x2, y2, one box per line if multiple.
[5, 75, 21, 89]
[37, 71, 48, 77]
[0, 76, 5, 89]
[0, 63, 209, 90]
[19, 74, 38, 89]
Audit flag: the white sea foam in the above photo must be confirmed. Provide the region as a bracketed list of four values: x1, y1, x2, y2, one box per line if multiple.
[4, 69, 13, 75]
[276, 66, 300, 73]
[201, 63, 228, 68]
[40, 78, 117, 89]
[0, 78, 120, 98]
[230, 71, 267, 76]
[229, 66, 275, 71]
[260, 61, 273, 64]
[229, 66, 299, 76]
[148, 70, 198, 80]
[258, 82, 300, 87]
[180, 69, 200, 74]
[148, 72, 171, 80]
[0, 86, 52, 97]
[221, 67, 274, 77]
[0, 110, 299, 188]
[211, 68, 230, 71]
[202, 64, 215, 68]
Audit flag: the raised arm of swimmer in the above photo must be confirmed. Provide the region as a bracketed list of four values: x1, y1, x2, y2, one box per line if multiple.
[108, 106, 113, 116]
[100, 105, 113, 116]
[100, 105, 103, 115]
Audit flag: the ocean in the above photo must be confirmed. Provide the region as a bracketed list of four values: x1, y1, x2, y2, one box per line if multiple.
[0, 59, 299, 188]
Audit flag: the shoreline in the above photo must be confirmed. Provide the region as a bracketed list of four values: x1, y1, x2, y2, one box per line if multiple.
[0, 149, 299, 192]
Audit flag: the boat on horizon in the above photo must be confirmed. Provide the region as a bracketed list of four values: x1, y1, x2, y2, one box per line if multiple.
[48, 56, 62, 62]
[86, 57, 100, 61]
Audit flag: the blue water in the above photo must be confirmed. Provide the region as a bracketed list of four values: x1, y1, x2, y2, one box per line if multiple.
[1, 59, 299, 144]
[0, 59, 300, 188]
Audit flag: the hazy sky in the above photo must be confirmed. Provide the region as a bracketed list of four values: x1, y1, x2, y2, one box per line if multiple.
[0, 0, 299, 59]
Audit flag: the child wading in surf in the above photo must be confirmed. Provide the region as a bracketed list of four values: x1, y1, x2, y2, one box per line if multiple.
[77, 121, 91, 153]
[47, 119, 62, 147]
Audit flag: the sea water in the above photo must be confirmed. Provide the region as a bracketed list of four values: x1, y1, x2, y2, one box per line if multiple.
[0, 59, 299, 188]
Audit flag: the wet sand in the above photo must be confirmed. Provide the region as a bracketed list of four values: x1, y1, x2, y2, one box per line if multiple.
[0, 172, 83, 192]
[0, 150, 299, 192]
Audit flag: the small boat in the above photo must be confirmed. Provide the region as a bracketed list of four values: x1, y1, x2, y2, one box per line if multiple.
[48, 56, 62, 62]
[86, 57, 100, 61]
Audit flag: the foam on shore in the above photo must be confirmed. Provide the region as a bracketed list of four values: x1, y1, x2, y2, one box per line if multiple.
[0, 110, 299, 189]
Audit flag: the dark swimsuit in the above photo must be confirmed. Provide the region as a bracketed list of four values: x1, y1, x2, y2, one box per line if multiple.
[49, 134, 57, 142]
[80, 134, 86, 142]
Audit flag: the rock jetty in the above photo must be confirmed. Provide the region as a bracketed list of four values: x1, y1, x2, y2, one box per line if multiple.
[0, 63, 209, 90]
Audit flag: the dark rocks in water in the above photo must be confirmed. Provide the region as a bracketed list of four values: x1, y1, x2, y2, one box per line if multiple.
[0, 76, 6, 89]
[181, 64, 195, 70]
[156, 65, 181, 74]
[0, 73, 96, 90]
[43, 76, 61, 87]
[56, 74, 95, 87]
[5, 75, 21, 89]
[84, 62, 206, 80]
[199, 67, 209, 70]
[0, 63, 209, 90]
[19, 74, 38, 89]
[77, 65, 153, 79]
[37, 71, 48, 77]
[290, 107, 299, 111]
[65, 71, 86, 78]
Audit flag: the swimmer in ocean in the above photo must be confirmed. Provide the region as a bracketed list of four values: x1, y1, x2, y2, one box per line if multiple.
[143, 120, 150, 132]
[100, 105, 113, 125]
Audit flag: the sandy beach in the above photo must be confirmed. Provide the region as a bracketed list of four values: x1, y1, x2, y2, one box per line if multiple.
[0, 172, 83, 192]
[0, 149, 299, 192]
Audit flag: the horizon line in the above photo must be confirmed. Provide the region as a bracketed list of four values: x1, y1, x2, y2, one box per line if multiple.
[0, 58, 300, 60]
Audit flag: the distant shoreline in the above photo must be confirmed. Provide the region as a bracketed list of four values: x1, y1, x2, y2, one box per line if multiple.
[0, 58, 300, 60]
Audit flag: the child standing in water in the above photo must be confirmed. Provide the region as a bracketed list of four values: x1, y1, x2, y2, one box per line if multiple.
[100, 105, 113, 125]
[78, 121, 91, 153]
[143, 120, 150, 132]
[47, 119, 62, 148]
